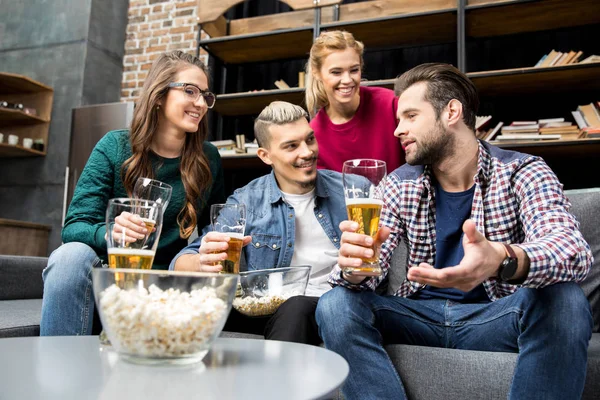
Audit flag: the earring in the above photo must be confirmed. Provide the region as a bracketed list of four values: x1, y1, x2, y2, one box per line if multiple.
[156, 105, 160, 110]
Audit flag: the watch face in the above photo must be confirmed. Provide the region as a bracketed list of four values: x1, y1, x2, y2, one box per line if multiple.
[500, 257, 518, 281]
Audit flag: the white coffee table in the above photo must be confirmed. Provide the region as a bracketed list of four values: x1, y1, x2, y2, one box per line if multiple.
[0, 336, 348, 400]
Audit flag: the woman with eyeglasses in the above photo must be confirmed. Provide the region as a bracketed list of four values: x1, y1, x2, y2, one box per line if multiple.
[40, 50, 225, 336]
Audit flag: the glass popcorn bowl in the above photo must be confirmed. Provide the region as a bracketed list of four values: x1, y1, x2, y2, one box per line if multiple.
[233, 266, 311, 317]
[92, 268, 238, 365]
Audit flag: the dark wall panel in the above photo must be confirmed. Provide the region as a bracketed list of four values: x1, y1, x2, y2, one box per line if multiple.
[0, 0, 129, 255]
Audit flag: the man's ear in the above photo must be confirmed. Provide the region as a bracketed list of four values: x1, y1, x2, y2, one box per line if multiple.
[257, 147, 273, 166]
[446, 99, 463, 127]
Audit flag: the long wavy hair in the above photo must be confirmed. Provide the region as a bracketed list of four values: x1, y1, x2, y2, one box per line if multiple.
[305, 30, 365, 117]
[121, 50, 212, 239]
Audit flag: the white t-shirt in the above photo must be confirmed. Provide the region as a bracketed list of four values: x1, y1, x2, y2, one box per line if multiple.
[281, 189, 338, 297]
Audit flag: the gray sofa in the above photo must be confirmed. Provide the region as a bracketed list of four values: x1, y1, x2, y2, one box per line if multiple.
[1, 188, 599, 399]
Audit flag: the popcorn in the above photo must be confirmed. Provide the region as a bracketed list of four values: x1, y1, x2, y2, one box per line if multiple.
[99, 284, 227, 357]
[232, 291, 303, 317]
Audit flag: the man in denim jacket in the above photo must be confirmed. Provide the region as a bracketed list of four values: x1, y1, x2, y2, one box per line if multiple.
[170, 101, 348, 345]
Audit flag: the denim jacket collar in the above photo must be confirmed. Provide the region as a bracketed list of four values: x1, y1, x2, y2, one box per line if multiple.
[267, 170, 333, 204]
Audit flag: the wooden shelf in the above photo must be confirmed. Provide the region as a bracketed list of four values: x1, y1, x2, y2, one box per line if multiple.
[468, 62, 600, 96]
[202, 28, 314, 64]
[321, 8, 456, 50]
[213, 63, 600, 116]
[493, 138, 600, 158]
[221, 154, 270, 170]
[0, 71, 53, 93]
[200, 1, 457, 64]
[466, 0, 600, 38]
[0, 143, 46, 157]
[0, 72, 53, 158]
[215, 87, 305, 116]
[0, 108, 48, 124]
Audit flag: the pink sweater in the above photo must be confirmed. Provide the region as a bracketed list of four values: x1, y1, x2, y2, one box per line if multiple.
[310, 86, 405, 173]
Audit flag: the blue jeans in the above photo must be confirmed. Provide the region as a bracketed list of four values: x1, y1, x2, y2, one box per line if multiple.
[40, 242, 103, 336]
[316, 283, 592, 400]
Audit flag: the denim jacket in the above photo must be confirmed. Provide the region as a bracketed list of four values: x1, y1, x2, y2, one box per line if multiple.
[169, 169, 347, 271]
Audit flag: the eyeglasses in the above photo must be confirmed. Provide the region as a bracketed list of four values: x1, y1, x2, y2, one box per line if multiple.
[168, 82, 216, 109]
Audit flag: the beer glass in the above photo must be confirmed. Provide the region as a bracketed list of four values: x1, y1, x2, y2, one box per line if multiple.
[100, 198, 163, 345]
[133, 178, 172, 211]
[342, 159, 387, 276]
[210, 204, 246, 274]
[105, 198, 163, 270]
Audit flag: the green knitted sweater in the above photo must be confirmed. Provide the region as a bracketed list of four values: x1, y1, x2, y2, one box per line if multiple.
[62, 130, 225, 270]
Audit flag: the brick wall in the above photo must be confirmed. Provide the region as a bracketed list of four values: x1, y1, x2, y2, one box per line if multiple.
[120, 0, 209, 103]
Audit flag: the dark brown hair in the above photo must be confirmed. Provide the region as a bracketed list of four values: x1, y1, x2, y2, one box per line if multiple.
[394, 63, 479, 131]
[121, 50, 212, 239]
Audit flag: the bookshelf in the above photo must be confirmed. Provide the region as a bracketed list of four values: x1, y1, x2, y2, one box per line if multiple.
[0, 72, 53, 158]
[198, 0, 600, 188]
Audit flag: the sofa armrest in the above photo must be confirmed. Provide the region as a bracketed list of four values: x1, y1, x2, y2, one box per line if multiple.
[0, 255, 47, 300]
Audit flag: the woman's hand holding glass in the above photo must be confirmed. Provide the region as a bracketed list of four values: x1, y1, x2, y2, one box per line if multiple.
[106, 211, 150, 244]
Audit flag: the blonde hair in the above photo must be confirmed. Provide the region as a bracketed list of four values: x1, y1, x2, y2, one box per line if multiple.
[122, 50, 213, 239]
[254, 101, 308, 148]
[305, 30, 365, 117]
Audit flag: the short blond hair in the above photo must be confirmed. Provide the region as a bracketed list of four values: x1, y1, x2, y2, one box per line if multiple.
[254, 101, 308, 148]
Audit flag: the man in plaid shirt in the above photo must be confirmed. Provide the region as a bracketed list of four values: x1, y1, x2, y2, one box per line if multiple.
[316, 63, 593, 400]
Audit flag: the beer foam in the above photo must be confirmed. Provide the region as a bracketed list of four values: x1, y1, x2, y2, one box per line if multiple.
[107, 248, 155, 256]
[345, 198, 384, 206]
[223, 232, 244, 240]
[99, 284, 227, 358]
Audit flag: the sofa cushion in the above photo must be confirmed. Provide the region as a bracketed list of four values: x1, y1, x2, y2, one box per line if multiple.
[0, 299, 42, 338]
[567, 188, 600, 332]
[0, 255, 46, 300]
[386, 188, 600, 332]
[386, 333, 600, 400]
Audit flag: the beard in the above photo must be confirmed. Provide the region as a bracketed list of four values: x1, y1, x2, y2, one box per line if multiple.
[297, 178, 317, 190]
[406, 120, 454, 166]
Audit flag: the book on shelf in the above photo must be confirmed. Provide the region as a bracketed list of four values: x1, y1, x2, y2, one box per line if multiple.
[535, 50, 586, 68]
[501, 126, 539, 134]
[539, 126, 579, 134]
[560, 50, 578, 65]
[483, 121, 504, 142]
[551, 52, 568, 66]
[570, 51, 584, 64]
[510, 121, 537, 126]
[538, 118, 564, 125]
[533, 54, 547, 67]
[475, 115, 493, 131]
[274, 79, 290, 90]
[210, 139, 236, 149]
[578, 103, 600, 127]
[580, 55, 600, 64]
[572, 111, 589, 129]
[494, 133, 562, 141]
[582, 127, 600, 138]
[538, 50, 558, 68]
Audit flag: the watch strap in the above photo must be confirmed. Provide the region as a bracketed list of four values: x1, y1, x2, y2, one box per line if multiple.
[502, 243, 516, 259]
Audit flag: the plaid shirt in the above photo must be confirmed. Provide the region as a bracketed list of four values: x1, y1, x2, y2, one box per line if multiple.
[329, 140, 592, 301]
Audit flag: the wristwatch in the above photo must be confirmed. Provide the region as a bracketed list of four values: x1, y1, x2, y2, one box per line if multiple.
[497, 243, 518, 282]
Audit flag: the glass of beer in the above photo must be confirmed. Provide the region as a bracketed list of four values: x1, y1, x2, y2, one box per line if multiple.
[210, 204, 246, 274]
[105, 198, 163, 271]
[133, 178, 172, 212]
[101, 198, 163, 345]
[342, 159, 387, 277]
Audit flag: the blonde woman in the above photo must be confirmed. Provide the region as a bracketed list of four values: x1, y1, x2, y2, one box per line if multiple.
[306, 30, 404, 172]
[41, 50, 225, 336]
